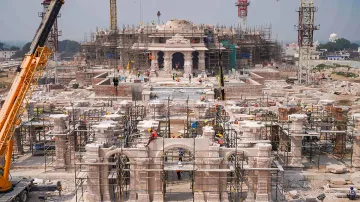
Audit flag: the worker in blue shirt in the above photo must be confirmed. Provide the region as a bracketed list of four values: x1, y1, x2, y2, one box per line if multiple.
[349, 186, 356, 200]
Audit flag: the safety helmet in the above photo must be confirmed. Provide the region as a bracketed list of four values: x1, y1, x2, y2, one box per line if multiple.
[249, 117, 254, 120]
[308, 109, 312, 112]
[351, 186, 354, 190]
[147, 128, 152, 133]
[177, 134, 182, 137]
[215, 103, 219, 107]
[216, 133, 223, 138]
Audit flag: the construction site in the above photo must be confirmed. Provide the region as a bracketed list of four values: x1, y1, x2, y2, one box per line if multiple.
[2, 0, 360, 202]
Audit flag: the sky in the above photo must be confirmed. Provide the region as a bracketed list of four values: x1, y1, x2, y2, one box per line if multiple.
[1, 0, 360, 44]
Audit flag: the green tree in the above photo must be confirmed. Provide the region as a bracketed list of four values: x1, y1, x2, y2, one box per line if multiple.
[11, 42, 31, 59]
[9, 46, 20, 51]
[317, 38, 359, 52]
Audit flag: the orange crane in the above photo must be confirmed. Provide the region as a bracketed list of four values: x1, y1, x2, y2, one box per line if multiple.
[0, 0, 64, 199]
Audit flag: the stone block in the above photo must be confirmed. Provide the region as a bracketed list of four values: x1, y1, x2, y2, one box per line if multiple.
[207, 193, 220, 202]
[194, 191, 205, 202]
[289, 190, 300, 199]
[326, 165, 347, 174]
[330, 178, 346, 185]
[305, 197, 318, 202]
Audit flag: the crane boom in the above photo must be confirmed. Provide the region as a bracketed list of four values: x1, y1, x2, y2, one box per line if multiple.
[0, 0, 64, 192]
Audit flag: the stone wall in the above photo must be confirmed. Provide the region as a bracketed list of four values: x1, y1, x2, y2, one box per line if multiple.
[94, 82, 133, 97]
[58, 77, 75, 85]
[279, 71, 297, 79]
[250, 69, 280, 80]
[92, 72, 109, 86]
[76, 71, 105, 86]
[249, 72, 265, 84]
[225, 79, 263, 98]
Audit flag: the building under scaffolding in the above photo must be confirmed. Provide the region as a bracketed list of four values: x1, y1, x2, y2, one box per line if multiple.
[79, 20, 281, 74]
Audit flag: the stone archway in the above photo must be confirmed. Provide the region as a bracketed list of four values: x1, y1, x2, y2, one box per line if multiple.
[108, 153, 131, 201]
[157, 51, 164, 69]
[104, 149, 137, 201]
[158, 143, 195, 201]
[192, 51, 199, 70]
[221, 150, 252, 201]
[172, 52, 185, 70]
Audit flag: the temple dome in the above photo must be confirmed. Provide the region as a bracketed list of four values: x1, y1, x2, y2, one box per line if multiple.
[165, 19, 193, 29]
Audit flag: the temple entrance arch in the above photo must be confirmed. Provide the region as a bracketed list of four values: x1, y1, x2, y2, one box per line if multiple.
[192, 51, 199, 70]
[162, 145, 194, 201]
[223, 150, 251, 202]
[108, 153, 130, 201]
[172, 52, 185, 70]
[158, 51, 164, 69]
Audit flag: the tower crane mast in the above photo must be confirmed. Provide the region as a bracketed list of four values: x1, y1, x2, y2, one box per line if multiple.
[110, 0, 118, 31]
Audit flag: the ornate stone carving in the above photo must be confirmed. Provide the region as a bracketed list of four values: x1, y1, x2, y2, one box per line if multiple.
[166, 34, 190, 45]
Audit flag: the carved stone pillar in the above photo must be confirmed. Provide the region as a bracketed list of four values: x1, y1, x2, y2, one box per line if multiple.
[353, 113, 360, 167]
[27, 101, 35, 119]
[206, 157, 222, 202]
[184, 52, 193, 78]
[255, 143, 272, 202]
[194, 159, 205, 202]
[150, 50, 159, 77]
[148, 100, 165, 120]
[84, 143, 103, 202]
[50, 114, 69, 170]
[14, 127, 23, 155]
[289, 114, 307, 167]
[198, 51, 206, 71]
[164, 52, 172, 74]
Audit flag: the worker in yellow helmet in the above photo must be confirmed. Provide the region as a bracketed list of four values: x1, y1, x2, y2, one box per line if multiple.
[146, 128, 158, 147]
[215, 133, 224, 146]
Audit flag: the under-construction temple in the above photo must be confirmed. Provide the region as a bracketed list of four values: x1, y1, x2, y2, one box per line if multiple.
[79, 19, 281, 75]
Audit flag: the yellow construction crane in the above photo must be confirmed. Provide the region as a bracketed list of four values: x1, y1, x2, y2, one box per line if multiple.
[0, 0, 64, 199]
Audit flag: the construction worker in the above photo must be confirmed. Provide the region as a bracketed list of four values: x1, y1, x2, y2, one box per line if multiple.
[137, 70, 140, 78]
[172, 73, 175, 80]
[215, 133, 224, 146]
[234, 120, 239, 124]
[189, 74, 191, 83]
[215, 103, 221, 116]
[204, 119, 209, 126]
[145, 128, 158, 147]
[306, 109, 312, 123]
[178, 148, 184, 162]
[349, 186, 356, 200]
[16, 65, 21, 73]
